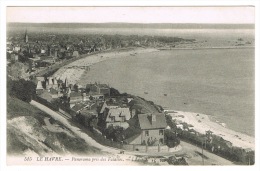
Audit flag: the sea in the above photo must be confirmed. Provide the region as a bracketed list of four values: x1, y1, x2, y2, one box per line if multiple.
[29, 26, 254, 137]
[78, 45, 254, 137]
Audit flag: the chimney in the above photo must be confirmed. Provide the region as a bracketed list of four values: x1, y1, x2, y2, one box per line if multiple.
[48, 77, 53, 85]
[152, 114, 156, 122]
[131, 109, 136, 118]
[147, 114, 156, 124]
[53, 78, 58, 85]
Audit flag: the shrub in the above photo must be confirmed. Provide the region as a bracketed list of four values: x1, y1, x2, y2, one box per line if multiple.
[7, 78, 36, 102]
[165, 130, 180, 148]
[165, 115, 177, 130]
[104, 125, 125, 142]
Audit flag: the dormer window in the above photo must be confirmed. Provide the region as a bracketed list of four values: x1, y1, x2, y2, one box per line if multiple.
[111, 116, 115, 122]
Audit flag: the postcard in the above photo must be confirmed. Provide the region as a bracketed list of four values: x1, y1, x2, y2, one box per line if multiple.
[1, 2, 258, 170]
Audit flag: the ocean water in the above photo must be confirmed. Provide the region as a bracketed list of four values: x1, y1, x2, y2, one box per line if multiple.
[79, 48, 254, 136]
[11, 26, 254, 41]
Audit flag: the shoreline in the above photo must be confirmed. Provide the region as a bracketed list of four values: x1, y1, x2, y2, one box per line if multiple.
[52, 46, 255, 151]
[167, 111, 254, 150]
[158, 45, 254, 50]
[53, 47, 159, 84]
[53, 45, 254, 84]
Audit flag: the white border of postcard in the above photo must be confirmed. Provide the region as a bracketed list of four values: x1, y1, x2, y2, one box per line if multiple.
[1, 1, 259, 171]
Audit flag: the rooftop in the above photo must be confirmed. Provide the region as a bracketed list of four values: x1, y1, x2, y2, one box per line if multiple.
[138, 113, 167, 130]
[106, 107, 131, 122]
[70, 92, 82, 98]
[86, 83, 110, 89]
[71, 103, 87, 112]
[49, 88, 58, 95]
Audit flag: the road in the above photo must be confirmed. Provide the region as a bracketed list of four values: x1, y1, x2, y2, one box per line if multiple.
[30, 100, 185, 156]
[30, 100, 235, 165]
[179, 141, 234, 165]
[30, 100, 164, 156]
[30, 100, 120, 154]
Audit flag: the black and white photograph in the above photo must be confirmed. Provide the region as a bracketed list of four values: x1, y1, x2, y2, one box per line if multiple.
[1, 2, 259, 169]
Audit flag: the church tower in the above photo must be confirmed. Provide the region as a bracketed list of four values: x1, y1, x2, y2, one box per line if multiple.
[24, 29, 28, 43]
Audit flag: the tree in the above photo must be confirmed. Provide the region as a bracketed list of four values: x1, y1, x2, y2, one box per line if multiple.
[110, 87, 121, 96]
[104, 125, 125, 142]
[165, 115, 177, 130]
[8, 78, 36, 102]
[165, 130, 180, 148]
[104, 125, 115, 139]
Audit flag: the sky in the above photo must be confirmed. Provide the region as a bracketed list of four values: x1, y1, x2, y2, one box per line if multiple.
[6, 6, 255, 24]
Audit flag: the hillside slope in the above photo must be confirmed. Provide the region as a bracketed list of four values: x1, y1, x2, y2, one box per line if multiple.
[7, 96, 101, 156]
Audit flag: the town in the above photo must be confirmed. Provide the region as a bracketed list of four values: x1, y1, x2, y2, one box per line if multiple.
[6, 28, 255, 165]
[7, 25, 196, 80]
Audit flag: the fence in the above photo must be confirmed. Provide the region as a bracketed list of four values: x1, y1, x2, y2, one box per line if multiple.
[122, 144, 170, 153]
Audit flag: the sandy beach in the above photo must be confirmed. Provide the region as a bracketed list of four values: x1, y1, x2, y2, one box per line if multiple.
[53, 47, 255, 151]
[167, 111, 254, 150]
[53, 47, 159, 84]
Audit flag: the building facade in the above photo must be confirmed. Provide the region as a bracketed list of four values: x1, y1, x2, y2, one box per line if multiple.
[136, 113, 167, 145]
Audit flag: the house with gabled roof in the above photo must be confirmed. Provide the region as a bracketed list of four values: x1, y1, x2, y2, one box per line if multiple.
[48, 88, 61, 99]
[71, 103, 87, 113]
[126, 113, 167, 145]
[105, 107, 131, 129]
[138, 113, 167, 145]
[99, 101, 119, 114]
[86, 82, 110, 96]
[69, 92, 83, 107]
[88, 91, 104, 101]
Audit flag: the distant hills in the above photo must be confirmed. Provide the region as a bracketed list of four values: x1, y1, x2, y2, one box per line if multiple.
[7, 22, 254, 29]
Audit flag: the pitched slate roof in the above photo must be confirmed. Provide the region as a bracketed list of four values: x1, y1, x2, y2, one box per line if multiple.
[138, 113, 167, 130]
[106, 107, 131, 122]
[100, 101, 119, 113]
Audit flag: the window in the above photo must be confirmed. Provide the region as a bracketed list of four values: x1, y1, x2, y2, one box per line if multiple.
[145, 131, 149, 136]
[159, 130, 164, 135]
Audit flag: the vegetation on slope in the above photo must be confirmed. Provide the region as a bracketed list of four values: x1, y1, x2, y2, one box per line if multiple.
[7, 96, 101, 156]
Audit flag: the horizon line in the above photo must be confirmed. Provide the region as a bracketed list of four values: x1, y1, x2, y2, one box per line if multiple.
[7, 22, 255, 25]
